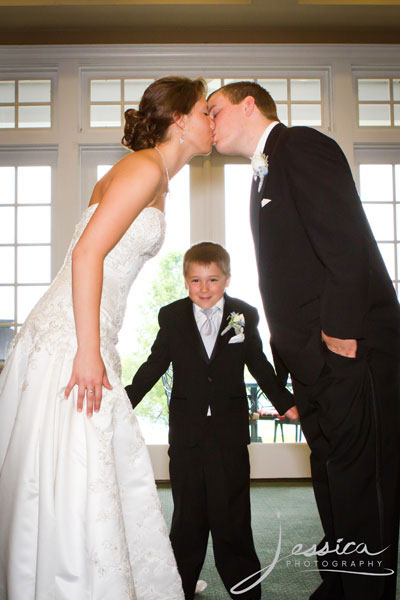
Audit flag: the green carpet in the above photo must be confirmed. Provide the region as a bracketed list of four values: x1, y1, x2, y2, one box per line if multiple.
[157, 481, 400, 599]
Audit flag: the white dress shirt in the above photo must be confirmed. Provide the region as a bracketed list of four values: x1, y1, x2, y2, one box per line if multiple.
[193, 296, 225, 415]
[254, 120, 280, 156]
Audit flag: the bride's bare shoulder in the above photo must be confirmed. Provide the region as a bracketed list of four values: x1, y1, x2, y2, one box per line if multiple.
[113, 148, 160, 176]
[97, 148, 162, 189]
[93, 148, 162, 198]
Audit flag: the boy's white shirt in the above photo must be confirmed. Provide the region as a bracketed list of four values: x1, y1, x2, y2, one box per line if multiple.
[193, 296, 225, 416]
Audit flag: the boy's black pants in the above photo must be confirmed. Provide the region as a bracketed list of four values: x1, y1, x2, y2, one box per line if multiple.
[168, 418, 262, 600]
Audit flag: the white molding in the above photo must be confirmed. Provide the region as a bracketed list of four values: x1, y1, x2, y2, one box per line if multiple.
[0, 145, 57, 163]
[79, 142, 124, 152]
[0, 144, 58, 152]
[0, 44, 400, 66]
[354, 144, 400, 162]
[0, 66, 59, 75]
[354, 142, 400, 150]
[352, 65, 400, 75]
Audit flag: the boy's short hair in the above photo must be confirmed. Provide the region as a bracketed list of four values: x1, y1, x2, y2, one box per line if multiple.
[183, 242, 231, 277]
[209, 81, 279, 122]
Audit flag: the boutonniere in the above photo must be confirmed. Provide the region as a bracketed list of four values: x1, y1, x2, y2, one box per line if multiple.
[251, 152, 269, 192]
[221, 312, 245, 337]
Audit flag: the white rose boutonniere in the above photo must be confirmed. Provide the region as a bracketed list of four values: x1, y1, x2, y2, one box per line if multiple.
[251, 152, 269, 192]
[221, 312, 245, 337]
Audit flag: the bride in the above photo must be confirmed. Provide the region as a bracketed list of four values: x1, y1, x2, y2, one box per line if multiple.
[0, 76, 213, 600]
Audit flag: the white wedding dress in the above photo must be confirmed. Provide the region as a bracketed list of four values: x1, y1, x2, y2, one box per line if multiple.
[0, 204, 185, 600]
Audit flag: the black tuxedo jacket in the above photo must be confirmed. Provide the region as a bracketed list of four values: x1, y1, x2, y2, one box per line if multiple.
[250, 123, 400, 385]
[125, 294, 293, 447]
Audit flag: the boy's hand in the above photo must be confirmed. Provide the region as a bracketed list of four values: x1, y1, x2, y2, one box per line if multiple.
[284, 406, 299, 420]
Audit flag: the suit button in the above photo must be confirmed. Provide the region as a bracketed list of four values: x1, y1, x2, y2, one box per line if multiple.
[208, 377, 213, 382]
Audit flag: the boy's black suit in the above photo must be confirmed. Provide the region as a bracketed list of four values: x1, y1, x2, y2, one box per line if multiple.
[127, 293, 293, 445]
[126, 293, 293, 600]
[250, 123, 400, 600]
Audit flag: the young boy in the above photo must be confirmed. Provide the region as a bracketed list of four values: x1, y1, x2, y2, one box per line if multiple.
[125, 242, 296, 600]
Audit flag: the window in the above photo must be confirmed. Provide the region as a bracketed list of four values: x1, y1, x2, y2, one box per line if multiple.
[84, 73, 326, 131]
[359, 161, 400, 295]
[261, 78, 322, 127]
[206, 76, 323, 127]
[89, 78, 154, 127]
[0, 152, 55, 362]
[357, 78, 400, 127]
[0, 79, 52, 129]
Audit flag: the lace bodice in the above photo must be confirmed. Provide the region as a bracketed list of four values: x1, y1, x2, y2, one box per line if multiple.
[11, 204, 166, 374]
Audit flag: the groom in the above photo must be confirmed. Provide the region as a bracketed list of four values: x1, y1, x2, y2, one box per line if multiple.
[208, 81, 400, 600]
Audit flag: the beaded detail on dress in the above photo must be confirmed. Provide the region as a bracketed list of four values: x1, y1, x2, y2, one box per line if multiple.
[0, 205, 185, 600]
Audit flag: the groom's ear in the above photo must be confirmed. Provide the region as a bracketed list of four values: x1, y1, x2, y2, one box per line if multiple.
[243, 96, 256, 117]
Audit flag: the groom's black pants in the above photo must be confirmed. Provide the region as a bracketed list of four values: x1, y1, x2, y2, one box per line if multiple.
[168, 419, 261, 600]
[293, 343, 400, 600]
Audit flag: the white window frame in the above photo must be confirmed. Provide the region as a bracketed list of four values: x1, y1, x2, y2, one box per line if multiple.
[353, 67, 400, 131]
[0, 146, 57, 347]
[80, 66, 332, 134]
[223, 69, 331, 132]
[354, 144, 400, 296]
[0, 68, 58, 132]
[80, 69, 160, 133]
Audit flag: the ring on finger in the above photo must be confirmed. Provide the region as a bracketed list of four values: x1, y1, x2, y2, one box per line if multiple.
[87, 389, 95, 394]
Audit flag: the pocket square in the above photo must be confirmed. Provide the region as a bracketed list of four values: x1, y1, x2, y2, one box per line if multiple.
[228, 333, 245, 344]
[261, 198, 272, 208]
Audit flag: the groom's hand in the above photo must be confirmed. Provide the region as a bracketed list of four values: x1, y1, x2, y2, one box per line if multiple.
[321, 330, 357, 358]
[285, 406, 299, 420]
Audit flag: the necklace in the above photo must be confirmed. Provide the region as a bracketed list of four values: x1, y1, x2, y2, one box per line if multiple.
[154, 145, 170, 192]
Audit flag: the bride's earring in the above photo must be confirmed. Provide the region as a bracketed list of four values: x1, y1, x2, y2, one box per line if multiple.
[179, 127, 185, 145]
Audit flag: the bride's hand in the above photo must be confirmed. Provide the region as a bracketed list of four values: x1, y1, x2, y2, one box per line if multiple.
[64, 350, 113, 417]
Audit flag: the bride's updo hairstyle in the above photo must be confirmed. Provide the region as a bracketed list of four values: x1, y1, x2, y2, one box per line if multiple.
[122, 76, 206, 151]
